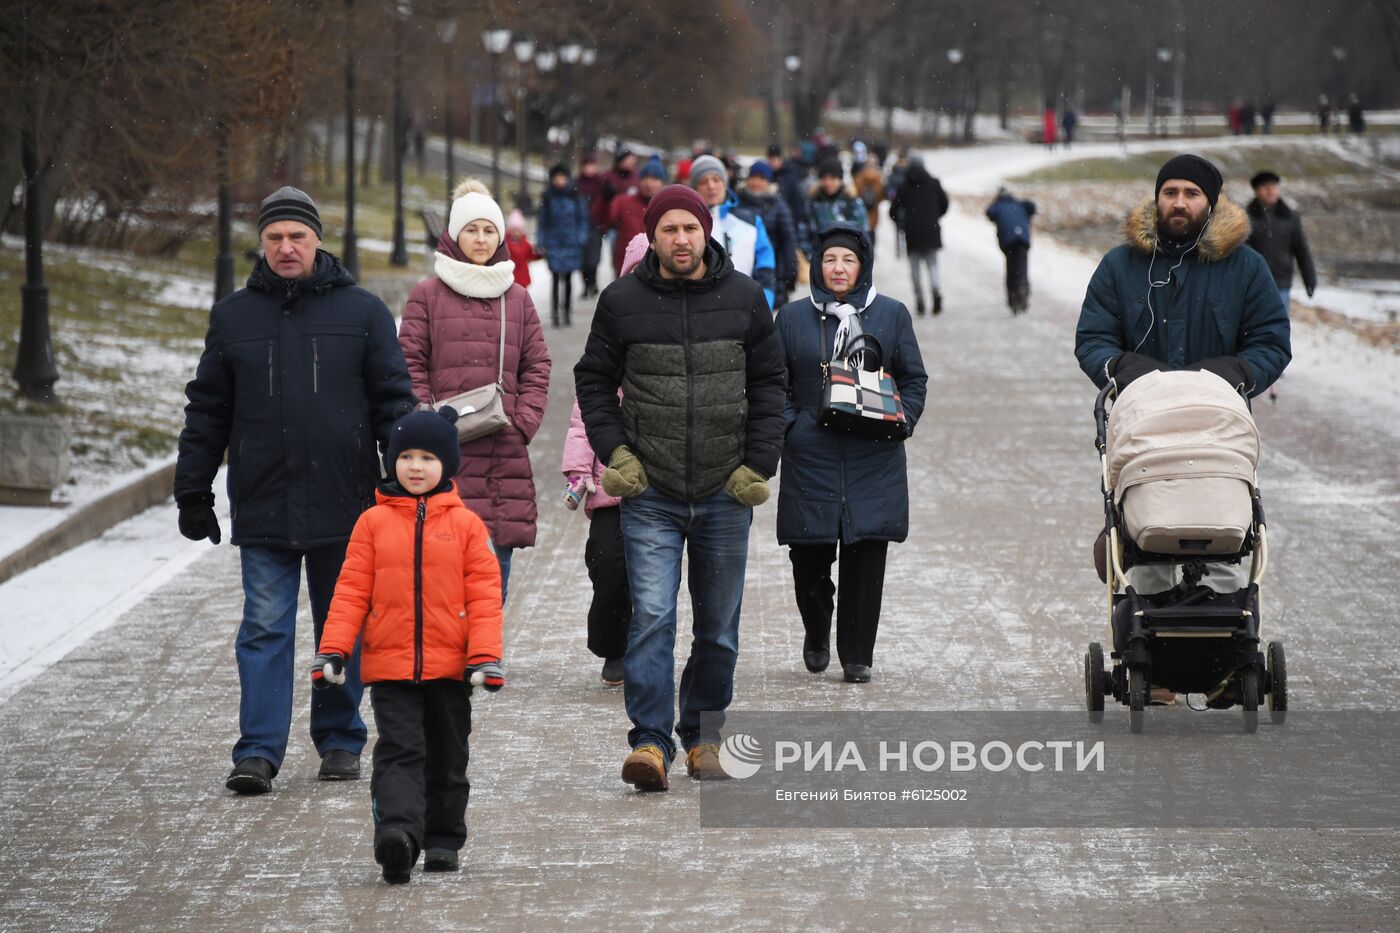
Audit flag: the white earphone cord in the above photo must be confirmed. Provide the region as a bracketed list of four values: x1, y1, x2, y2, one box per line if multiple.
[1134, 208, 1212, 353]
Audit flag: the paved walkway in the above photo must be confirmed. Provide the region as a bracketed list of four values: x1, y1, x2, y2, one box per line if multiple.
[2, 182, 1398, 931]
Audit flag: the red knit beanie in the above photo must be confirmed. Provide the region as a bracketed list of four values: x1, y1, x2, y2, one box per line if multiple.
[643, 184, 713, 243]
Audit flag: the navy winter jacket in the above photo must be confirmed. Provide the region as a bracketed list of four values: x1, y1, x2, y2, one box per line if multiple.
[1075, 198, 1291, 395]
[986, 195, 1036, 251]
[775, 226, 928, 545]
[175, 251, 415, 549]
[538, 184, 590, 274]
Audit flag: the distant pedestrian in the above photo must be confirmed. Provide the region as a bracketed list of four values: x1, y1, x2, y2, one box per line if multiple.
[311, 407, 504, 885]
[1042, 104, 1059, 149]
[1247, 169, 1316, 403]
[768, 144, 810, 240]
[802, 159, 868, 260]
[576, 155, 607, 296]
[599, 148, 640, 274]
[1317, 95, 1331, 134]
[504, 209, 541, 290]
[605, 157, 665, 277]
[1241, 102, 1257, 135]
[739, 159, 800, 308]
[690, 153, 778, 307]
[175, 185, 416, 796]
[537, 164, 590, 326]
[985, 187, 1036, 313]
[1061, 107, 1079, 148]
[890, 156, 949, 316]
[853, 161, 886, 247]
[774, 224, 927, 684]
[1261, 98, 1276, 134]
[885, 149, 911, 258]
[575, 185, 785, 790]
[1348, 95, 1366, 134]
[398, 180, 552, 603]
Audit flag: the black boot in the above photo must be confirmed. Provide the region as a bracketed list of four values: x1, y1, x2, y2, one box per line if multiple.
[802, 636, 830, 673]
[375, 829, 418, 885]
[842, 663, 872, 684]
[933, 291, 943, 315]
[915, 295, 926, 317]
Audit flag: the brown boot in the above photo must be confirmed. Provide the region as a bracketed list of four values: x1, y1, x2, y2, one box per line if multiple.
[621, 745, 669, 791]
[685, 743, 730, 780]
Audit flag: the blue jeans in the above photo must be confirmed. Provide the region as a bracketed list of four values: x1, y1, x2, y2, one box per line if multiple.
[234, 543, 366, 769]
[496, 546, 514, 604]
[620, 486, 752, 765]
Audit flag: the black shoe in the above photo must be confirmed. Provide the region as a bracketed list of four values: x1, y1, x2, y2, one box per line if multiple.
[225, 757, 275, 795]
[318, 749, 361, 781]
[375, 829, 417, 885]
[803, 637, 830, 674]
[842, 664, 872, 684]
[564, 306, 573, 326]
[424, 848, 459, 872]
[600, 657, 625, 687]
[915, 297, 926, 316]
[933, 291, 943, 315]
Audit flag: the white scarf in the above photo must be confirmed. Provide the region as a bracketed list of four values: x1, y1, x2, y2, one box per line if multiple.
[434, 252, 516, 299]
[813, 285, 879, 359]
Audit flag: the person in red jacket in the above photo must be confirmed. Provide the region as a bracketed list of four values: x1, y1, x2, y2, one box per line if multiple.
[312, 407, 505, 885]
[504, 209, 541, 289]
[605, 158, 665, 277]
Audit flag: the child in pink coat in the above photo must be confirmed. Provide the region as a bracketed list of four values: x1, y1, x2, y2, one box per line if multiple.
[560, 233, 648, 686]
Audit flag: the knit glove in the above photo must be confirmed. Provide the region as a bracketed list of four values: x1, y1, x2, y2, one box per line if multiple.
[309, 652, 346, 690]
[467, 660, 506, 693]
[724, 465, 770, 507]
[564, 473, 596, 511]
[601, 446, 648, 498]
[176, 492, 222, 544]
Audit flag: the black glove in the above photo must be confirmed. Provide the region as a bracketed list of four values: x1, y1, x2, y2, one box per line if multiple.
[177, 493, 222, 544]
[309, 652, 346, 690]
[1107, 352, 1162, 392]
[1305, 283, 1315, 298]
[466, 660, 506, 693]
[1190, 356, 1255, 397]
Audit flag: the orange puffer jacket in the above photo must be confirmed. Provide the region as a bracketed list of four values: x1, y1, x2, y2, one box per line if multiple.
[318, 484, 504, 683]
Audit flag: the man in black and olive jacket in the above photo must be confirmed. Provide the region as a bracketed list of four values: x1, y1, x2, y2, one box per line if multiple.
[574, 184, 785, 791]
[175, 187, 415, 796]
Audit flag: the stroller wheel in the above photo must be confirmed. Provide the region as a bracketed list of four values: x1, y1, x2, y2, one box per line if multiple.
[1128, 667, 1148, 734]
[1085, 643, 1105, 723]
[1267, 642, 1288, 725]
[1241, 667, 1260, 734]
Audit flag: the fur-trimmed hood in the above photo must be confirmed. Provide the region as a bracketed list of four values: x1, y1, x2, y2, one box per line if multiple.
[1124, 197, 1250, 261]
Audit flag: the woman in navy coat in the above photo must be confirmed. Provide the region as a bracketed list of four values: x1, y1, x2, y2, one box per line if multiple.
[774, 223, 928, 683]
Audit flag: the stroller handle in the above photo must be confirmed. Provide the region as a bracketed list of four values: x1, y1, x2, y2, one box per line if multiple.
[1094, 382, 1114, 453]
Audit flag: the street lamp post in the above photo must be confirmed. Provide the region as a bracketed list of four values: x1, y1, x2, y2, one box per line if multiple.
[558, 41, 582, 164]
[783, 54, 801, 151]
[534, 48, 557, 176]
[1331, 46, 1347, 134]
[14, 119, 58, 402]
[513, 35, 536, 213]
[482, 25, 512, 196]
[1155, 46, 1173, 137]
[946, 48, 963, 143]
[215, 122, 235, 300]
[343, 0, 359, 278]
[389, 3, 410, 267]
[438, 19, 458, 217]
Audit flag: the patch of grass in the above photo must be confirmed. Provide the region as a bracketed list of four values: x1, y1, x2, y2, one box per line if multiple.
[1009, 144, 1366, 186]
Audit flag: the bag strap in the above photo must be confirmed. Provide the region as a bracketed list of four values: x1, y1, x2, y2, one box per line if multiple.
[495, 296, 507, 388]
[819, 312, 884, 372]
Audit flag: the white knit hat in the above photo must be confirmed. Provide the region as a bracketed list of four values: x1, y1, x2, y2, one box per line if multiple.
[447, 191, 506, 240]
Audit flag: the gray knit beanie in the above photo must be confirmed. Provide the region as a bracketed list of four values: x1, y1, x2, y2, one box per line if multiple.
[258, 186, 323, 238]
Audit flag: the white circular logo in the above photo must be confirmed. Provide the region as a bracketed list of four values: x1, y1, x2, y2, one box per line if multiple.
[718, 733, 763, 779]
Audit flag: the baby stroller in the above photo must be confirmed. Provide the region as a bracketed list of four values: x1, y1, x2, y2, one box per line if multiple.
[1084, 369, 1287, 733]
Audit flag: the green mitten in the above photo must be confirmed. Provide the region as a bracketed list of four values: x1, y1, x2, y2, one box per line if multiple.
[601, 445, 649, 498]
[724, 465, 770, 507]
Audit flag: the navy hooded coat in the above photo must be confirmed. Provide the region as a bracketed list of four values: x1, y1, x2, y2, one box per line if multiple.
[774, 225, 928, 545]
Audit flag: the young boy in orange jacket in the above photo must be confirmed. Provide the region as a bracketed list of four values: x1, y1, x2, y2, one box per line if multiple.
[311, 407, 504, 885]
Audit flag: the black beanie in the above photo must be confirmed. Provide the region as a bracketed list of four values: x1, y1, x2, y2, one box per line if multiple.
[1155, 154, 1223, 207]
[258, 186, 323, 238]
[817, 158, 844, 179]
[819, 229, 863, 260]
[385, 408, 461, 485]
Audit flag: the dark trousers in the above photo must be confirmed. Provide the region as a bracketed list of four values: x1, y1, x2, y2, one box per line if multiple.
[1003, 242, 1029, 306]
[369, 680, 472, 854]
[551, 272, 573, 325]
[585, 505, 631, 659]
[582, 228, 603, 292]
[789, 540, 889, 667]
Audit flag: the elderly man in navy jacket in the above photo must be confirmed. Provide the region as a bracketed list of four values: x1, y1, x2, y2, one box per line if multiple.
[175, 187, 415, 795]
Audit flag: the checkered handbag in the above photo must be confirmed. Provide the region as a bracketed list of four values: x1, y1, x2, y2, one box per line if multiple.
[817, 328, 907, 443]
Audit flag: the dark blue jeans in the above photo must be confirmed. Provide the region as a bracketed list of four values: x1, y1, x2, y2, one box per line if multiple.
[620, 486, 752, 765]
[233, 543, 366, 769]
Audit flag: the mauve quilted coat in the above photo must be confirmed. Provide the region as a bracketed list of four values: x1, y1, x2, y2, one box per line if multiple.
[399, 232, 552, 548]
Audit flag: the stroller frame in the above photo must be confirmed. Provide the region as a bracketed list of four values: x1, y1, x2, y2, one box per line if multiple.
[1085, 382, 1287, 733]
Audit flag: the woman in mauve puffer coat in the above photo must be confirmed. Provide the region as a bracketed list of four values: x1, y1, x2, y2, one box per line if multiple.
[399, 181, 552, 600]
